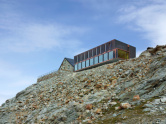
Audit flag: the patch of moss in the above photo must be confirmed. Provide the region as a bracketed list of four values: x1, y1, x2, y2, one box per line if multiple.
[157, 56, 165, 61]
[96, 96, 161, 124]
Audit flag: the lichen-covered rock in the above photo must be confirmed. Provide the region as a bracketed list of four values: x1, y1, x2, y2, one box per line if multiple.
[160, 97, 166, 103]
[120, 103, 131, 109]
[109, 102, 117, 106]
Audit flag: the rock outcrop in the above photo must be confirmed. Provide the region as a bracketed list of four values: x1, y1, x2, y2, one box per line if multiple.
[0, 45, 166, 124]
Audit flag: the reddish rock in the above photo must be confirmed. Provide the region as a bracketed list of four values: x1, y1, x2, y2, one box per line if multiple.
[82, 78, 88, 82]
[96, 108, 101, 114]
[32, 105, 38, 109]
[86, 104, 93, 110]
[87, 80, 92, 83]
[107, 65, 113, 69]
[104, 84, 109, 89]
[65, 100, 70, 104]
[87, 120, 93, 124]
[95, 84, 102, 88]
[120, 103, 131, 109]
[109, 102, 117, 106]
[58, 82, 63, 85]
[133, 95, 140, 101]
[115, 106, 122, 110]
[112, 79, 117, 85]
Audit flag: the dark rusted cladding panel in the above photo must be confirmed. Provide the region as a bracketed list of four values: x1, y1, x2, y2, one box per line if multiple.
[106, 42, 110, 51]
[93, 48, 96, 57]
[74, 56, 77, 63]
[114, 40, 128, 51]
[111, 40, 116, 50]
[129, 46, 136, 58]
[114, 39, 136, 58]
[105, 39, 115, 51]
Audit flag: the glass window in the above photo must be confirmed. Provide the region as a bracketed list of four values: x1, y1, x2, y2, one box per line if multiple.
[82, 61, 85, 68]
[99, 54, 103, 63]
[90, 58, 93, 66]
[126, 52, 129, 59]
[75, 64, 78, 71]
[118, 49, 129, 59]
[86, 60, 89, 67]
[78, 63, 81, 70]
[109, 51, 113, 60]
[104, 53, 108, 61]
[94, 56, 98, 64]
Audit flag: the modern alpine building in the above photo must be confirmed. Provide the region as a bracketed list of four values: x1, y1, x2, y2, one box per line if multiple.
[74, 39, 136, 71]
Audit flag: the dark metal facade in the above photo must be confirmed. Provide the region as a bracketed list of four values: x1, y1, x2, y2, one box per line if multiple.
[74, 39, 136, 71]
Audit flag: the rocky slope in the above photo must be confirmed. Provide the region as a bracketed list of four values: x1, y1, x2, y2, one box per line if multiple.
[0, 45, 166, 124]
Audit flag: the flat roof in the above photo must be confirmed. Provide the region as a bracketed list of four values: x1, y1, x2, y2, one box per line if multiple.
[74, 39, 135, 57]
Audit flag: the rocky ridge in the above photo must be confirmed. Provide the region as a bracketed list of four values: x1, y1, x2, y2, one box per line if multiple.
[0, 45, 166, 124]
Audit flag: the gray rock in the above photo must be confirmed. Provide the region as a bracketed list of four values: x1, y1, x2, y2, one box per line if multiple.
[160, 96, 166, 103]
[131, 100, 141, 106]
[143, 108, 151, 112]
[112, 113, 117, 117]
[153, 99, 161, 104]
[143, 104, 154, 108]
[85, 90, 109, 104]
[123, 80, 135, 89]
[124, 70, 132, 75]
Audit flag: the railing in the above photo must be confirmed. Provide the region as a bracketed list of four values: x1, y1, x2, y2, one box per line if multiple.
[37, 69, 59, 82]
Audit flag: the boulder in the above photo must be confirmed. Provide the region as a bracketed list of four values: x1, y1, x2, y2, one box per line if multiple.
[115, 106, 122, 110]
[133, 95, 140, 101]
[87, 120, 93, 124]
[160, 97, 166, 103]
[143, 104, 153, 108]
[109, 102, 117, 106]
[95, 84, 102, 89]
[95, 108, 102, 114]
[85, 104, 93, 110]
[120, 103, 131, 109]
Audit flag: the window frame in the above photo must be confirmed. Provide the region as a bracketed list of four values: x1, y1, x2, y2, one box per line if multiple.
[104, 52, 108, 61]
[94, 56, 98, 64]
[86, 59, 90, 67]
[90, 58, 94, 66]
[82, 61, 85, 68]
[99, 54, 103, 63]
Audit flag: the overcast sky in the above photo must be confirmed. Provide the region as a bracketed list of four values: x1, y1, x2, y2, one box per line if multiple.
[0, 0, 166, 105]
